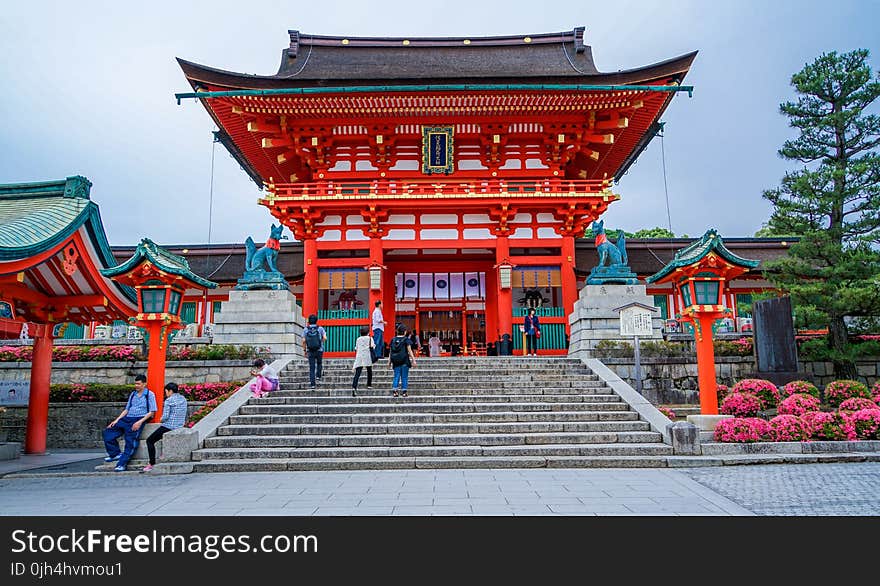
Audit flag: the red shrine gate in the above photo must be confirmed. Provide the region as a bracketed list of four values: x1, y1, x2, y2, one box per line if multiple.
[177, 28, 695, 355]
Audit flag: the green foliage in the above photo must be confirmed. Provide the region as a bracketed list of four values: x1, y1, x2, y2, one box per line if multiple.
[632, 227, 676, 238]
[761, 49, 880, 378]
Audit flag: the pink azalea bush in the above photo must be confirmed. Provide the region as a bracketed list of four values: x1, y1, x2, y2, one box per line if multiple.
[837, 398, 879, 413]
[720, 392, 763, 417]
[871, 382, 880, 403]
[732, 379, 780, 408]
[177, 382, 244, 402]
[657, 406, 676, 420]
[823, 379, 871, 408]
[845, 409, 880, 440]
[186, 390, 237, 428]
[777, 393, 821, 417]
[713, 417, 771, 443]
[0, 345, 142, 363]
[782, 380, 820, 399]
[801, 411, 855, 441]
[768, 414, 811, 442]
[717, 384, 730, 403]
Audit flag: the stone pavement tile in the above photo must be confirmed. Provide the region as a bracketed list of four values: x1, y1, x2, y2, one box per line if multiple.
[313, 507, 394, 516]
[550, 503, 627, 514]
[392, 505, 472, 515]
[433, 497, 507, 506]
[235, 508, 316, 516]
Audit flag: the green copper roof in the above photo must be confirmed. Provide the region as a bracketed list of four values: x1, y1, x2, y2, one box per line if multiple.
[0, 176, 93, 259]
[0, 176, 137, 303]
[645, 228, 761, 284]
[101, 238, 217, 289]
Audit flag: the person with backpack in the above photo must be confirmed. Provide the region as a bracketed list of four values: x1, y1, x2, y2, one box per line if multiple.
[524, 307, 541, 357]
[102, 374, 157, 471]
[351, 325, 375, 397]
[302, 314, 327, 389]
[388, 324, 416, 398]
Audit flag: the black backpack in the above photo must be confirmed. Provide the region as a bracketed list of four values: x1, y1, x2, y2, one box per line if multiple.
[304, 325, 322, 352]
[389, 336, 408, 366]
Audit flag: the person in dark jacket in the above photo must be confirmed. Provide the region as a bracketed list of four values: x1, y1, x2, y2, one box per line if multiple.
[523, 308, 541, 357]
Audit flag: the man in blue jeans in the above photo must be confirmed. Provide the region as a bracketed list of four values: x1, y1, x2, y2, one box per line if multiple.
[371, 300, 386, 362]
[103, 374, 157, 471]
[302, 314, 327, 389]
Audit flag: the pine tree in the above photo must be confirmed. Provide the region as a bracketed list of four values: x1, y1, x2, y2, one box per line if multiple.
[762, 49, 880, 378]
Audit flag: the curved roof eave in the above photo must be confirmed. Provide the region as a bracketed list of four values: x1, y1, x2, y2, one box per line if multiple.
[176, 50, 697, 90]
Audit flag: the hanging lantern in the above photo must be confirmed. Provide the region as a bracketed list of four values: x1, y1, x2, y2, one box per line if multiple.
[369, 265, 382, 290]
[498, 261, 513, 289]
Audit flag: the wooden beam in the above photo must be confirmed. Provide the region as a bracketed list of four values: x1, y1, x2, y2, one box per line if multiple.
[583, 133, 614, 145]
[262, 137, 294, 148]
[595, 117, 629, 130]
[247, 121, 282, 134]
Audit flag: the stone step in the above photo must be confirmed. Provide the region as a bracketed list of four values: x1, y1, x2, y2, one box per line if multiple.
[190, 454, 673, 472]
[238, 402, 627, 416]
[249, 394, 624, 405]
[216, 420, 647, 436]
[203, 429, 659, 450]
[271, 386, 611, 397]
[227, 410, 641, 425]
[194, 441, 669, 461]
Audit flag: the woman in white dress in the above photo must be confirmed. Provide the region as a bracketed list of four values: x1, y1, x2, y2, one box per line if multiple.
[351, 325, 375, 397]
[428, 334, 442, 357]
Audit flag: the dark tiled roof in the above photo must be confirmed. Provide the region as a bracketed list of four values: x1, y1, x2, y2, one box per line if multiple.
[177, 27, 696, 88]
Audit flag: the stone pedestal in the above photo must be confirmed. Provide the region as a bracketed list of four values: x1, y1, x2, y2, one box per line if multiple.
[568, 284, 663, 360]
[212, 289, 305, 358]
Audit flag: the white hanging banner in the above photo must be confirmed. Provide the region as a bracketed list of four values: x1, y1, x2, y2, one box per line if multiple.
[434, 273, 450, 300]
[449, 273, 464, 299]
[402, 273, 418, 299]
[464, 272, 481, 298]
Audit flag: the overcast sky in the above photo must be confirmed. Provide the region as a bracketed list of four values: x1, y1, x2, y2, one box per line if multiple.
[1, 0, 878, 246]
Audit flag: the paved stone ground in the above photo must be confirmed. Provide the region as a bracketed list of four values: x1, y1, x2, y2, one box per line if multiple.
[680, 462, 880, 516]
[1, 463, 878, 516]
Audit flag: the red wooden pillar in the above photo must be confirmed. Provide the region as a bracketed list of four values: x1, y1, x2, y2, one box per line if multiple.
[694, 315, 719, 415]
[368, 236, 383, 310]
[145, 322, 168, 422]
[496, 235, 512, 341]
[24, 325, 53, 454]
[561, 235, 577, 336]
[302, 237, 318, 318]
[382, 267, 396, 339]
[484, 268, 498, 346]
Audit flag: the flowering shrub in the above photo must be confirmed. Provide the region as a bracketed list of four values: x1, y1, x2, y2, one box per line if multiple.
[777, 393, 821, 417]
[845, 409, 880, 440]
[823, 379, 871, 408]
[48, 381, 244, 403]
[768, 415, 811, 442]
[720, 392, 763, 417]
[168, 345, 271, 362]
[0, 344, 270, 363]
[186, 390, 238, 428]
[801, 411, 854, 441]
[732, 379, 780, 408]
[0, 345, 141, 363]
[717, 384, 730, 403]
[871, 382, 880, 403]
[657, 406, 676, 420]
[178, 382, 244, 402]
[713, 417, 771, 443]
[837, 398, 879, 413]
[781, 380, 820, 400]
[713, 337, 753, 356]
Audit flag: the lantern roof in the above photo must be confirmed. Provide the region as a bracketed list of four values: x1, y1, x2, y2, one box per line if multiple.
[101, 238, 217, 289]
[645, 229, 760, 284]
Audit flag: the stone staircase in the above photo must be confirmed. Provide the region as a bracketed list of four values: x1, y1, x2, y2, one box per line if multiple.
[191, 357, 673, 471]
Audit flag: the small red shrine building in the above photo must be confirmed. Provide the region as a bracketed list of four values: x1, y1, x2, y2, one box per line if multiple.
[176, 27, 697, 354]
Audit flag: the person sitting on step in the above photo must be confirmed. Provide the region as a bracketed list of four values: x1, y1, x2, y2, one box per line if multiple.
[142, 382, 188, 472]
[249, 358, 278, 398]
